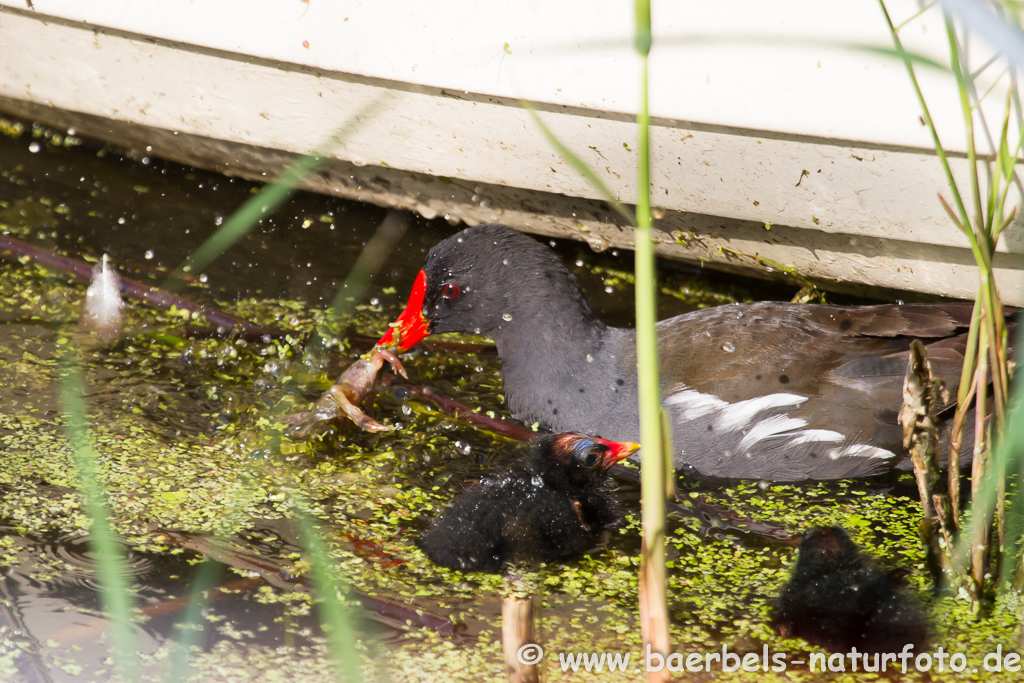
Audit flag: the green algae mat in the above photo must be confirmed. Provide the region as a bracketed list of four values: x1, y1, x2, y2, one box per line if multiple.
[1, 254, 1022, 683]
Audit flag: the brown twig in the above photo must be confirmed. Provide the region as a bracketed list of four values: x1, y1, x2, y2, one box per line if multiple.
[381, 377, 536, 441]
[501, 592, 539, 683]
[899, 340, 955, 584]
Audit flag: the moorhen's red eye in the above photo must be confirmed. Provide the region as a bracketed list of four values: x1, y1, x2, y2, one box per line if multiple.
[441, 283, 460, 299]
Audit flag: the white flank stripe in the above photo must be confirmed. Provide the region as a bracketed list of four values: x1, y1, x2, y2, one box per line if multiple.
[788, 430, 846, 445]
[714, 393, 807, 432]
[827, 444, 895, 460]
[737, 415, 808, 450]
[664, 389, 728, 420]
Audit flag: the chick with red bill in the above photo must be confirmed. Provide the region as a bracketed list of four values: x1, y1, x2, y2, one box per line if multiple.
[419, 433, 639, 574]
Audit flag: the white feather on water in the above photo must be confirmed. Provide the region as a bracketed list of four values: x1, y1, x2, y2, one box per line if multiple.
[80, 254, 123, 339]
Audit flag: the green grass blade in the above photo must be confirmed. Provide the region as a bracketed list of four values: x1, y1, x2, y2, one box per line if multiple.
[162, 96, 391, 293]
[634, 0, 671, 670]
[879, 1, 974, 236]
[60, 356, 137, 680]
[292, 500, 365, 683]
[522, 102, 635, 225]
[324, 210, 409, 332]
[163, 559, 224, 682]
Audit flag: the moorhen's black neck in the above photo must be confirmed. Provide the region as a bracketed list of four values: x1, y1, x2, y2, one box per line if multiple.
[421, 224, 636, 433]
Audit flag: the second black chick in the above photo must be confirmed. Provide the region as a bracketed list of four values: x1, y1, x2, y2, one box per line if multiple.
[772, 526, 930, 653]
[418, 432, 639, 573]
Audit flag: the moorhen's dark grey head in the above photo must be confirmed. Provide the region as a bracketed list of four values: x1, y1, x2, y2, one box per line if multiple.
[377, 224, 599, 351]
[418, 432, 638, 574]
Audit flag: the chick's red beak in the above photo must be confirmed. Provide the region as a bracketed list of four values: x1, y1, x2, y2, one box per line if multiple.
[376, 270, 430, 352]
[596, 437, 641, 469]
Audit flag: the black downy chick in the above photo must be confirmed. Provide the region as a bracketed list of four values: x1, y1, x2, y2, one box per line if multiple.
[772, 526, 930, 654]
[418, 433, 639, 573]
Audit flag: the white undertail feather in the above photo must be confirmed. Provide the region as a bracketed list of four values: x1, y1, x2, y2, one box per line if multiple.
[666, 386, 896, 463]
[80, 254, 123, 340]
[787, 429, 845, 445]
[736, 414, 808, 451]
[713, 393, 806, 432]
[663, 390, 726, 419]
[828, 444, 894, 460]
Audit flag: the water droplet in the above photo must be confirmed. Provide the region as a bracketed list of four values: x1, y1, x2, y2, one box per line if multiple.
[117, 217, 126, 225]
[28, 142, 40, 153]
[604, 286, 613, 294]
[575, 260, 584, 267]
[587, 236, 610, 253]
[144, 250, 154, 260]
[502, 313, 513, 322]
[199, 274, 208, 283]
[586, 354, 594, 363]
[502, 258, 509, 266]
[722, 342, 735, 352]
[370, 298, 381, 306]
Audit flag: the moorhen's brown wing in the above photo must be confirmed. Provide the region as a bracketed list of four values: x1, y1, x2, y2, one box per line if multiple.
[648, 302, 972, 480]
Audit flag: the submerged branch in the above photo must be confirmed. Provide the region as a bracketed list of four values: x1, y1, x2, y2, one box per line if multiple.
[0, 233, 283, 338]
[157, 530, 467, 638]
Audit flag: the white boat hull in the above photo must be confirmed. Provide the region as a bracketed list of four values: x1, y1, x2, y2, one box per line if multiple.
[1, 1, 1021, 303]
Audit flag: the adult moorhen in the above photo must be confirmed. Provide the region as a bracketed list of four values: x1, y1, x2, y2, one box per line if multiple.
[377, 224, 975, 481]
[419, 432, 638, 573]
[771, 526, 930, 653]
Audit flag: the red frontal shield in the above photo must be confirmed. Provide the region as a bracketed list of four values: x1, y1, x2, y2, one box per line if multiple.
[376, 270, 430, 352]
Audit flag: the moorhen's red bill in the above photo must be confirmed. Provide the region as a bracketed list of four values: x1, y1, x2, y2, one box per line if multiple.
[378, 224, 977, 481]
[771, 526, 929, 653]
[418, 433, 638, 573]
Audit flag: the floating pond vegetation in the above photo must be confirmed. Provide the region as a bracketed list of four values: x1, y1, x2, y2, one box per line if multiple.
[0, 135, 1021, 678]
[1, 257, 1021, 682]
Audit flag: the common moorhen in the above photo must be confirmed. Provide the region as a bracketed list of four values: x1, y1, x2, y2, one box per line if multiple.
[418, 432, 638, 573]
[378, 224, 976, 481]
[771, 526, 930, 653]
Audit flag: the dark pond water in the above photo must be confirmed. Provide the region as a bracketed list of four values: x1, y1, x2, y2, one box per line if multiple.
[0, 117, 1013, 682]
